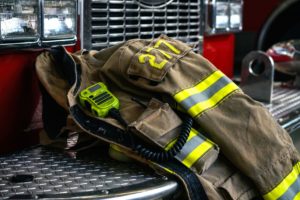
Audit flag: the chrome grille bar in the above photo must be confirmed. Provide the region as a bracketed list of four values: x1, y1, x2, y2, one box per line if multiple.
[82, 0, 204, 52]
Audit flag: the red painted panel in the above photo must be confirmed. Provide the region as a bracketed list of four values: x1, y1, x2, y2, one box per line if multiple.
[203, 34, 235, 78]
[243, 0, 281, 31]
[0, 51, 41, 154]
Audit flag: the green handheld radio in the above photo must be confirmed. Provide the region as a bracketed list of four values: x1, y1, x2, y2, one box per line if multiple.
[79, 82, 119, 118]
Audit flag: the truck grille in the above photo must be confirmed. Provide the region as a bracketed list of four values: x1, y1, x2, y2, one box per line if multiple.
[82, 0, 204, 51]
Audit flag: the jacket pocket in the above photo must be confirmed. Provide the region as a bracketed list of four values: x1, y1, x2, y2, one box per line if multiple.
[129, 98, 182, 148]
[127, 35, 191, 82]
[129, 98, 219, 174]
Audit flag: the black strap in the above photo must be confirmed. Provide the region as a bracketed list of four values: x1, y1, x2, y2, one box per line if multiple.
[159, 160, 209, 200]
[49, 47, 82, 95]
[40, 47, 81, 139]
[70, 105, 208, 200]
[70, 105, 133, 147]
[40, 84, 68, 139]
[50, 46, 76, 86]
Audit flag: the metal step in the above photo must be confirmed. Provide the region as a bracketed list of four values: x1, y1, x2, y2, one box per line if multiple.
[0, 146, 178, 200]
[265, 86, 300, 133]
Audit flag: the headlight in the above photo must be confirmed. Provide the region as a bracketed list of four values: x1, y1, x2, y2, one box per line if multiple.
[0, 0, 77, 48]
[205, 0, 243, 34]
[42, 0, 77, 40]
[0, 0, 39, 41]
[215, 1, 229, 29]
[230, 0, 243, 29]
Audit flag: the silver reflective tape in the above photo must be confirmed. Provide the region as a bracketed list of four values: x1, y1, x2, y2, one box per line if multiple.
[278, 176, 300, 200]
[175, 135, 205, 161]
[181, 76, 231, 110]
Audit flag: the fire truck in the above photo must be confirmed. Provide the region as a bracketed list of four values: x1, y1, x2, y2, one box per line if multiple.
[0, 0, 299, 199]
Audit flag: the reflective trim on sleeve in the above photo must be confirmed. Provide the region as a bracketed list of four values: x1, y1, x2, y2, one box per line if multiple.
[179, 140, 213, 168]
[165, 128, 215, 168]
[174, 70, 239, 117]
[263, 162, 300, 200]
[294, 192, 300, 200]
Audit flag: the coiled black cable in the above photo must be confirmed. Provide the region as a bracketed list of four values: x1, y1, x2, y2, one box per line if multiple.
[134, 114, 193, 162]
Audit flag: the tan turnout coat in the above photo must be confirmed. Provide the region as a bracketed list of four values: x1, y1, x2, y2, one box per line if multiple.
[36, 35, 300, 200]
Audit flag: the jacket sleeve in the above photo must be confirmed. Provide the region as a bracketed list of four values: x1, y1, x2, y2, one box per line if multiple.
[100, 35, 300, 198]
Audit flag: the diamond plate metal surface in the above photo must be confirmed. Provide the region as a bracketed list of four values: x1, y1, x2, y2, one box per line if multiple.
[265, 86, 300, 132]
[0, 146, 177, 199]
[265, 86, 300, 119]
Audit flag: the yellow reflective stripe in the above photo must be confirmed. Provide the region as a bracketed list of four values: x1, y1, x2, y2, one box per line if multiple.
[165, 128, 215, 169]
[181, 140, 213, 168]
[188, 82, 239, 117]
[174, 70, 224, 103]
[294, 192, 300, 200]
[173, 70, 239, 117]
[263, 162, 300, 200]
[165, 128, 198, 151]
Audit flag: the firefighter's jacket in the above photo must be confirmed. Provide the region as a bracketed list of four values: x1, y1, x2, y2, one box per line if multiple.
[36, 35, 300, 200]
